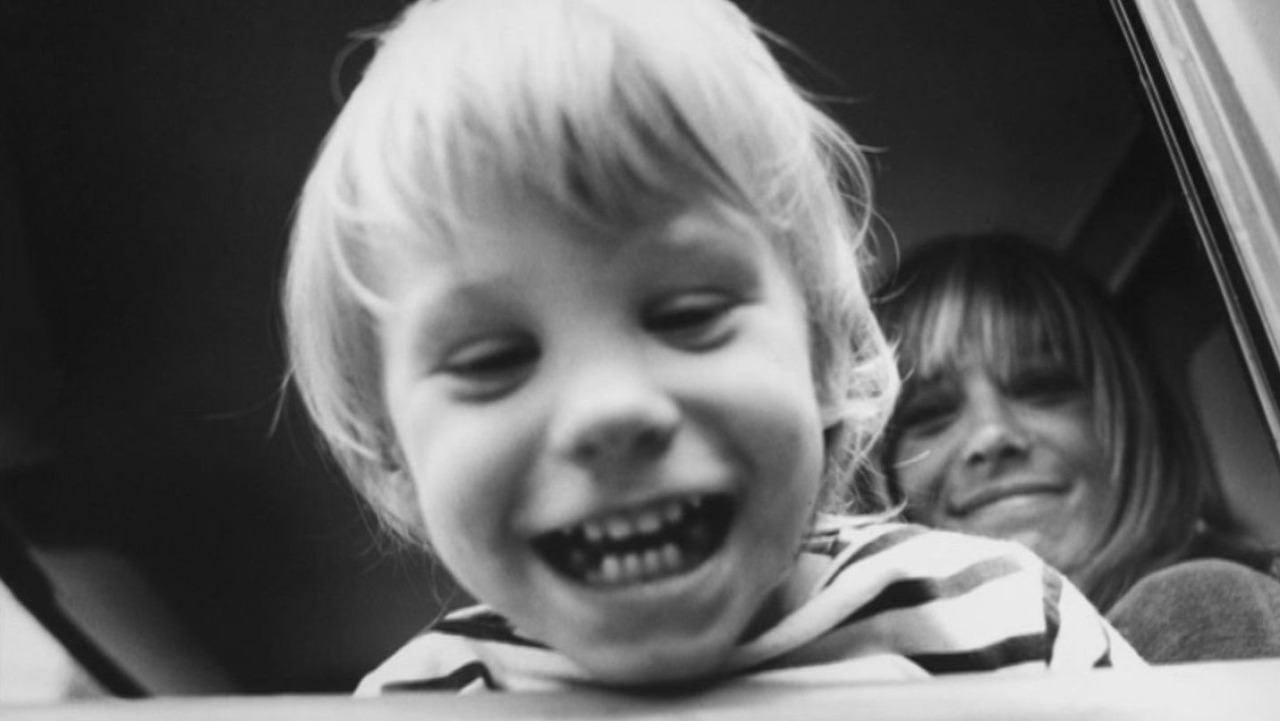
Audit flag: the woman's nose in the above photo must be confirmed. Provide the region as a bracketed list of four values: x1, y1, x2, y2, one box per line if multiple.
[547, 359, 680, 472]
[960, 394, 1030, 469]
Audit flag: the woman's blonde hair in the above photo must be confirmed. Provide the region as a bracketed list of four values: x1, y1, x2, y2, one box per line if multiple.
[284, 0, 899, 543]
[875, 234, 1250, 610]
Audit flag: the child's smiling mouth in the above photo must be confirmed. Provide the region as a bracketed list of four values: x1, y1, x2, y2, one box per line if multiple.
[532, 494, 734, 588]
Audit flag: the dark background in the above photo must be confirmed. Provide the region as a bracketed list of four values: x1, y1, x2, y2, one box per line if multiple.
[0, 0, 1148, 693]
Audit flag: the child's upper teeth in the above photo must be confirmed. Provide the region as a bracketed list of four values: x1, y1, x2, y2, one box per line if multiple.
[663, 500, 684, 524]
[565, 495, 705, 546]
[635, 509, 662, 534]
[605, 515, 634, 541]
[583, 520, 606, 543]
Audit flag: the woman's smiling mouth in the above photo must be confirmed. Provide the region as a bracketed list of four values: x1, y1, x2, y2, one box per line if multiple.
[532, 494, 734, 587]
[949, 478, 1070, 517]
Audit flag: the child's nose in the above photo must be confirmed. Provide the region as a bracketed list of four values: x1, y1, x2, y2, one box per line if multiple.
[547, 359, 680, 473]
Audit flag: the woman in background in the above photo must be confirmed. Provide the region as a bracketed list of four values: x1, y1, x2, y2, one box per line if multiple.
[874, 233, 1280, 662]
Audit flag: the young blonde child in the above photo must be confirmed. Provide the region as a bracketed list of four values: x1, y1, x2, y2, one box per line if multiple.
[283, 0, 1141, 694]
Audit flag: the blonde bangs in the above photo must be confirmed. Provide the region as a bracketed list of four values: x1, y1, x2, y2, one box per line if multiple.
[893, 253, 1091, 389]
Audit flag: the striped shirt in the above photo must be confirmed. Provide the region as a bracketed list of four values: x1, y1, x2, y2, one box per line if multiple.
[356, 521, 1142, 695]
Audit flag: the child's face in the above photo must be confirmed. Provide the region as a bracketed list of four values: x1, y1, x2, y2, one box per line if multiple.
[379, 195, 826, 686]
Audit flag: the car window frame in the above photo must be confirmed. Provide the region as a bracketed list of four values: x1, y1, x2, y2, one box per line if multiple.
[1112, 0, 1280, 456]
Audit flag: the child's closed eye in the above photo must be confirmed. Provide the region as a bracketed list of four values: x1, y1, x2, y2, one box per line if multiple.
[437, 335, 539, 400]
[643, 291, 739, 350]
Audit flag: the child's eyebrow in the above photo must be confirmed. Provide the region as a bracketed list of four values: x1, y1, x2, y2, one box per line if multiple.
[386, 244, 523, 317]
[644, 229, 767, 294]
[643, 207, 771, 272]
[659, 206, 761, 250]
[389, 276, 510, 354]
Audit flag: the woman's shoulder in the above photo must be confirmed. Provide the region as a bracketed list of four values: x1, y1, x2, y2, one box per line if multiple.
[1107, 558, 1280, 663]
[1122, 558, 1280, 604]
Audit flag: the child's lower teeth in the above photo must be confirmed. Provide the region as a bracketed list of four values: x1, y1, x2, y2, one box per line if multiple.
[585, 543, 687, 586]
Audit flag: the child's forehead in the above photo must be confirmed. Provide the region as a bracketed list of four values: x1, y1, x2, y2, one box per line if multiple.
[396, 188, 764, 257]
[372, 193, 797, 369]
[374, 191, 775, 297]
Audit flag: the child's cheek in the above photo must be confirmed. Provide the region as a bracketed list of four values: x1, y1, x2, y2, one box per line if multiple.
[690, 314, 825, 480]
[398, 400, 534, 559]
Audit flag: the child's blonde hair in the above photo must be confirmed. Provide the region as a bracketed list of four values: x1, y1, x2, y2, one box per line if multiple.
[284, 0, 899, 543]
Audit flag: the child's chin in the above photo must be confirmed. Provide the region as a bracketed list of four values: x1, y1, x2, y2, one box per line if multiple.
[539, 567, 749, 691]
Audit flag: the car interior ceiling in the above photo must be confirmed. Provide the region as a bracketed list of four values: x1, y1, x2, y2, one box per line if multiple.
[1, 0, 1278, 696]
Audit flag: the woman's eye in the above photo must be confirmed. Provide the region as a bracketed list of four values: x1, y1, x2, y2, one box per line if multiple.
[894, 393, 959, 437]
[1006, 369, 1082, 405]
[645, 292, 737, 348]
[437, 337, 538, 398]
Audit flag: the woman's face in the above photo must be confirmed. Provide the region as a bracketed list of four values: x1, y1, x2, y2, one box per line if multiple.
[889, 358, 1117, 579]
